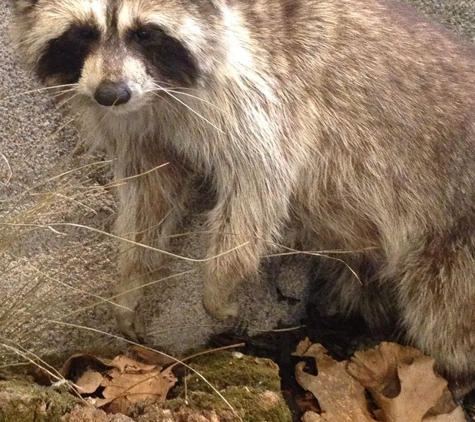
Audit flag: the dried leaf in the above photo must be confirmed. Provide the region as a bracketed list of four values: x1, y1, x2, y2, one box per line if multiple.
[109, 355, 159, 373]
[130, 345, 177, 367]
[293, 337, 313, 357]
[75, 370, 104, 395]
[60, 353, 111, 381]
[60, 353, 177, 415]
[348, 343, 465, 422]
[296, 391, 320, 414]
[98, 365, 177, 414]
[348, 342, 422, 397]
[301, 410, 325, 421]
[295, 341, 376, 422]
[373, 357, 447, 421]
[424, 407, 467, 422]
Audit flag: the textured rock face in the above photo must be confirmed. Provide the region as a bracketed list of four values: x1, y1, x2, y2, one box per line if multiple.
[1, 0, 474, 359]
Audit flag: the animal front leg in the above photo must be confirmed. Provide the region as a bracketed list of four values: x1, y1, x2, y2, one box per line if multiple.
[202, 176, 291, 320]
[113, 157, 188, 341]
[202, 226, 262, 320]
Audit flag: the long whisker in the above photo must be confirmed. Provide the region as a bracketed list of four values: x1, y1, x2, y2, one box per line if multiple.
[152, 80, 203, 92]
[50, 89, 78, 100]
[149, 91, 177, 112]
[0, 84, 79, 102]
[152, 85, 223, 112]
[154, 84, 225, 134]
[55, 92, 81, 110]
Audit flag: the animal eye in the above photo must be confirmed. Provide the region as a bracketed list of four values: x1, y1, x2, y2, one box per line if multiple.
[134, 29, 152, 42]
[78, 26, 98, 41]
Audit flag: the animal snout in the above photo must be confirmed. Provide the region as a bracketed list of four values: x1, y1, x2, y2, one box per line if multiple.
[94, 81, 132, 106]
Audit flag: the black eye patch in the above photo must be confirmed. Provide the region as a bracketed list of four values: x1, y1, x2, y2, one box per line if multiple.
[37, 24, 100, 84]
[129, 24, 199, 87]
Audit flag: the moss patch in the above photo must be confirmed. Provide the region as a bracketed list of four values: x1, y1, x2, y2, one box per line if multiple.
[0, 379, 81, 422]
[155, 351, 292, 421]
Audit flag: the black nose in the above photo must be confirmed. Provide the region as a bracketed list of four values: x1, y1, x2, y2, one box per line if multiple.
[94, 81, 132, 106]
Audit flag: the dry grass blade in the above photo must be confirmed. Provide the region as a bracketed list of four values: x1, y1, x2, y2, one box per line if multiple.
[0, 157, 249, 420]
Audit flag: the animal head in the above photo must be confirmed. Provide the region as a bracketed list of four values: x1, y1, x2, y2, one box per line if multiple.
[9, 0, 227, 113]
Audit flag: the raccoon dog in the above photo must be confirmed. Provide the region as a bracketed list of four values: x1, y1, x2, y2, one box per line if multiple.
[9, 0, 475, 391]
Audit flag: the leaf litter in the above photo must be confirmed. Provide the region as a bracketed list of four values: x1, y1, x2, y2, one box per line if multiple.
[18, 339, 466, 421]
[60, 352, 177, 414]
[294, 339, 465, 422]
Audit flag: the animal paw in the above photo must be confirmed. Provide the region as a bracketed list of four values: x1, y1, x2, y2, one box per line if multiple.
[114, 307, 146, 343]
[203, 288, 239, 320]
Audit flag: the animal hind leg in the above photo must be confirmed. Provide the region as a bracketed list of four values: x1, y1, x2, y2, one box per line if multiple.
[394, 241, 475, 396]
[311, 254, 397, 334]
